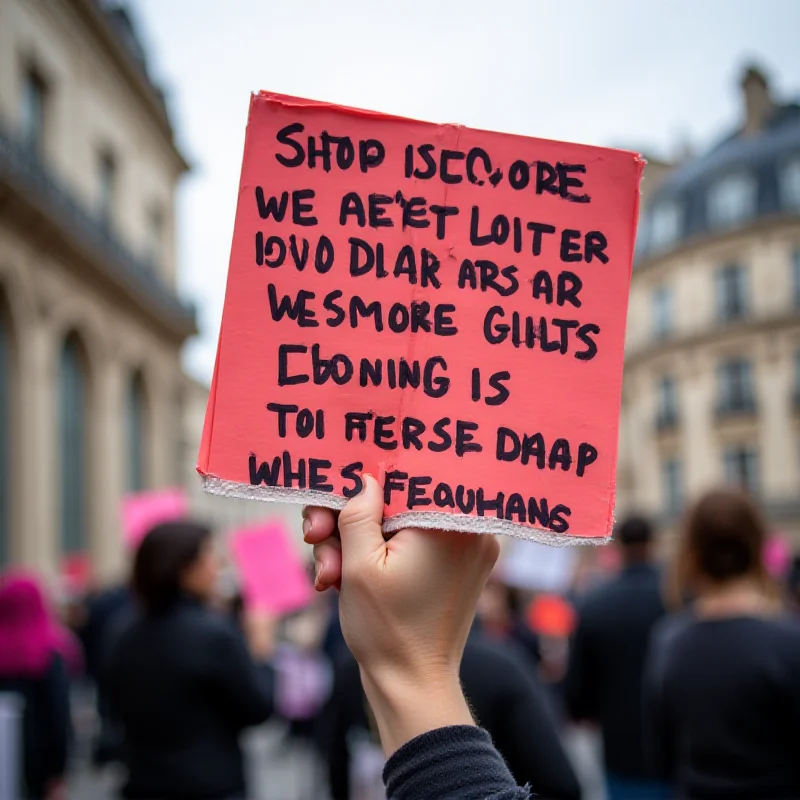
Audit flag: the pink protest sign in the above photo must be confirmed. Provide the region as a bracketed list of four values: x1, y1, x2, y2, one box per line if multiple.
[121, 488, 188, 549]
[230, 521, 313, 614]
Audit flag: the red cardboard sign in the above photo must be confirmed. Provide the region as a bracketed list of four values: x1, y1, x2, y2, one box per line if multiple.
[198, 92, 643, 544]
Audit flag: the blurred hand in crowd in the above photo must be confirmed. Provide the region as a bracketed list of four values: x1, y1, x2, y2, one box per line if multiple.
[242, 609, 277, 662]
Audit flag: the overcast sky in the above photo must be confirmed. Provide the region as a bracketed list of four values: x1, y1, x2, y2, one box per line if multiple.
[130, 0, 800, 383]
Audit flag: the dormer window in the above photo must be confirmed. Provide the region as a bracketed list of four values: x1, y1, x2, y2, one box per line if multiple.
[780, 157, 800, 210]
[649, 201, 681, 251]
[708, 172, 756, 229]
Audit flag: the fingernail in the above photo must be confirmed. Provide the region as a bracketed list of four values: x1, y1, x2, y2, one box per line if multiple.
[314, 559, 324, 587]
[361, 473, 373, 493]
[302, 517, 312, 539]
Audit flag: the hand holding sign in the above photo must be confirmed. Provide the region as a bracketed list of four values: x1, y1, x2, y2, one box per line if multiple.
[315, 475, 498, 755]
[198, 93, 643, 543]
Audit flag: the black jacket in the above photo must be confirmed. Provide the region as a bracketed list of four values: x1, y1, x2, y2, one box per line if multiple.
[326, 635, 580, 800]
[564, 562, 665, 779]
[644, 613, 800, 799]
[0, 654, 71, 799]
[105, 597, 274, 800]
[384, 726, 530, 800]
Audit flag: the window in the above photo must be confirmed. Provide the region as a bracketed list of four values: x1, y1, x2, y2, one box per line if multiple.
[717, 358, 755, 414]
[792, 249, 800, 307]
[662, 459, 683, 516]
[98, 150, 116, 226]
[708, 173, 756, 228]
[780, 158, 800, 210]
[126, 372, 146, 491]
[146, 205, 164, 269]
[652, 286, 674, 339]
[21, 69, 47, 155]
[0, 301, 10, 565]
[60, 334, 88, 556]
[649, 202, 681, 251]
[656, 375, 678, 429]
[724, 446, 759, 494]
[715, 263, 748, 321]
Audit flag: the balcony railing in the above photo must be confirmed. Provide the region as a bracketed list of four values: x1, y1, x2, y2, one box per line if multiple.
[655, 408, 679, 431]
[715, 395, 757, 418]
[0, 123, 195, 334]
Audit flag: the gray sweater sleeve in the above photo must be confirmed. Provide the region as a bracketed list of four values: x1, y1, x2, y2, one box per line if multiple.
[383, 726, 530, 800]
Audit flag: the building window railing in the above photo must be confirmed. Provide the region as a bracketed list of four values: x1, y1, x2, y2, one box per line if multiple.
[655, 408, 679, 431]
[716, 394, 757, 417]
[0, 121, 194, 328]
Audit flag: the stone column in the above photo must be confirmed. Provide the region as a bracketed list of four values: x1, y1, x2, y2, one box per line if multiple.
[91, 352, 125, 581]
[148, 355, 179, 488]
[18, 313, 59, 578]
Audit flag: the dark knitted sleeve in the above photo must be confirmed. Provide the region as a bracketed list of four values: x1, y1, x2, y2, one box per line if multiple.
[383, 726, 530, 800]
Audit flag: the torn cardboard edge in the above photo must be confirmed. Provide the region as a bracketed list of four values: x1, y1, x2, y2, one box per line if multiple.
[201, 475, 612, 547]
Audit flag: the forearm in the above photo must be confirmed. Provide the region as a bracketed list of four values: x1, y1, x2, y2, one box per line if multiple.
[360, 666, 474, 757]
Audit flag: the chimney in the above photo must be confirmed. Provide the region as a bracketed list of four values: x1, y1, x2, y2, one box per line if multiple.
[740, 65, 773, 135]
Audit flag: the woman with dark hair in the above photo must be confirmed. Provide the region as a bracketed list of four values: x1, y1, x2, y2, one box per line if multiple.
[644, 489, 800, 799]
[0, 571, 73, 799]
[105, 521, 275, 800]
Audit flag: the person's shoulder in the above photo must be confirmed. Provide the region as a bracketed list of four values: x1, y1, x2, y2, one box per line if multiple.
[574, 576, 625, 620]
[187, 606, 245, 648]
[650, 609, 696, 660]
[652, 608, 694, 640]
[462, 636, 537, 689]
[104, 609, 144, 664]
[762, 615, 800, 653]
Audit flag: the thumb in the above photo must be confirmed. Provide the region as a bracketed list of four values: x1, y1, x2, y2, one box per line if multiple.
[338, 474, 386, 564]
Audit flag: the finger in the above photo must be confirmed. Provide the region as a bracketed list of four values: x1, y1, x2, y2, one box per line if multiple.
[302, 506, 339, 544]
[337, 474, 386, 565]
[313, 538, 342, 590]
[482, 533, 501, 573]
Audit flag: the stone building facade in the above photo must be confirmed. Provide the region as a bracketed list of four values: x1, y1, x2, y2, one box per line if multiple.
[0, 0, 195, 580]
[617, 66, 800, 538]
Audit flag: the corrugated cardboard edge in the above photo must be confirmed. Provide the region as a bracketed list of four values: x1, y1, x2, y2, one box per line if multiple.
[201, 476, 610, 547]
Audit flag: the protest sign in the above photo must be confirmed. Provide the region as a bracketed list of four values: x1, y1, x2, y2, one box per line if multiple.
[230, 521, 313, 614]
[121, 488, 188, 549]
[500, 539, 577, 593]
[198, 92, 643, 544]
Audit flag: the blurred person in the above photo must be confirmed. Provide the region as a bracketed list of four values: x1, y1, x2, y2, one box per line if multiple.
[274, 605, 333, 738]
[477, 576, 541, 667]
[305, 476, 539, 800]
[76, 580, 133, 766]
[0, 571, 74, 800]
[105, 522, 275, 800]
[644, 489, 800, 799]
[325, 633, 581, 800]
[564, 515, 668, 800]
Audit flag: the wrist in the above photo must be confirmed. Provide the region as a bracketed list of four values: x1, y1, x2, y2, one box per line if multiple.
[360, 664, 474, 756]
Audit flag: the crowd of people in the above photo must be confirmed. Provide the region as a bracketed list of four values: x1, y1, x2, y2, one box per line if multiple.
[0, 482, 799, 799]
